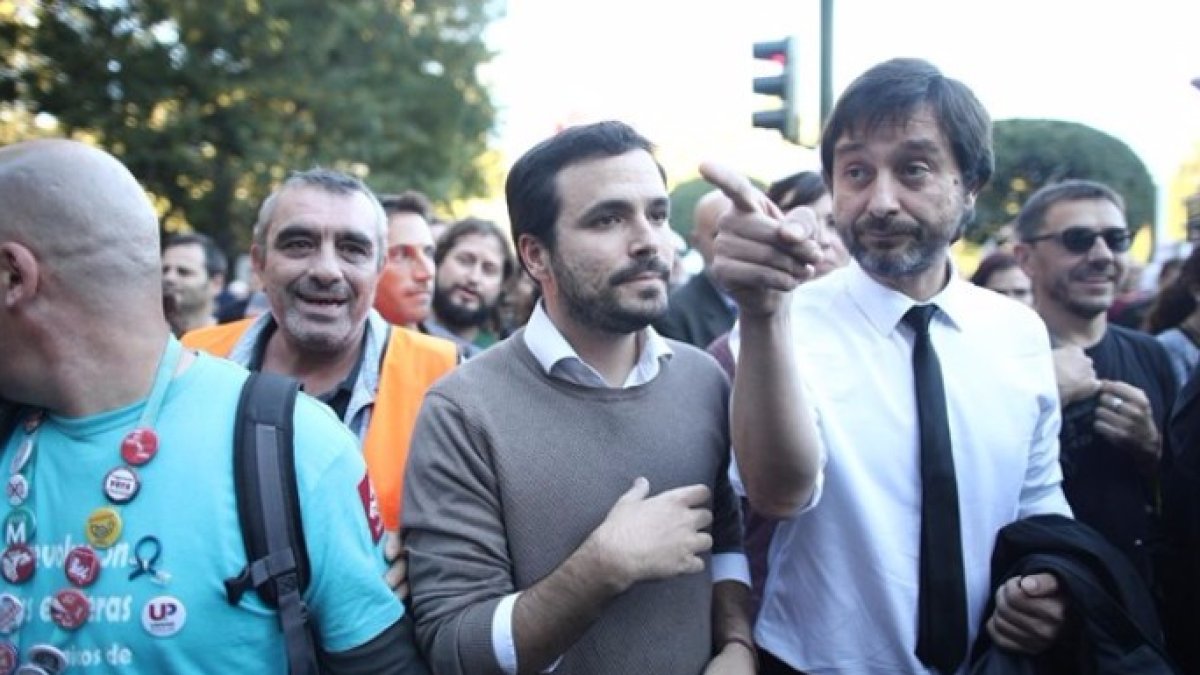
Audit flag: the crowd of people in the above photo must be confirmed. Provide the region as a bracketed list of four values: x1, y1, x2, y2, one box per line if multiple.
[1, 55, 1199, 675]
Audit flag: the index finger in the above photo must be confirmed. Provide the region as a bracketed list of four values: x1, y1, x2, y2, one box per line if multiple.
[699, 161, 778, 217]
[657, 483, 712, 506]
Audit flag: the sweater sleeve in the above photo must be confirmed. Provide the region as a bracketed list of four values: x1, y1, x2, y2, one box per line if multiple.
[402, 390, 509, 675]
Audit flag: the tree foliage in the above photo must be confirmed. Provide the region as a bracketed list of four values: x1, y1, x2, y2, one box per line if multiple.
[973, 119, 1155, 243]
[1, 0, 499, 255]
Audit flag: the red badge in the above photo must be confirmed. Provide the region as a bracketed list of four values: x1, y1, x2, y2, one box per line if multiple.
[50, 588, 90, 630]
[0, 640, 16, 675]
[64, 546, 101, 588]
[357, 475, 384, 543]
[0, 545, 35, 584]
[120, 428, 158, 466]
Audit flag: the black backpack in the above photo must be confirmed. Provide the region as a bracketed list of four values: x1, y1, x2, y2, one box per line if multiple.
[223, 372, 321, 675]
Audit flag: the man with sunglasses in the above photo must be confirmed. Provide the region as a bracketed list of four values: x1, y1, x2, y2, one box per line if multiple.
[1015, 179, 1177, 592]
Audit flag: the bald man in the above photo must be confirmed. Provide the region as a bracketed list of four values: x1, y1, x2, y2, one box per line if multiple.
[653, 190, 738, 348]
[0, 140, 426, 673]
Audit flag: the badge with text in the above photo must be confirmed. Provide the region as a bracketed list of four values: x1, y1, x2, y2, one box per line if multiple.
[3, 509, 35, 547]
[102, 466, 140, 504]
[142, 595, 186, 637]
[357, 474, 384, 543]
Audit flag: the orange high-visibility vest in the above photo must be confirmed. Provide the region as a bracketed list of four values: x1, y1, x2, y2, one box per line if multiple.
[183, 319, 457, 530]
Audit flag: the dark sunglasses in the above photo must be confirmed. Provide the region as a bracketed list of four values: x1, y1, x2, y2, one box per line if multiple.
[1024, 227, 1132, 254]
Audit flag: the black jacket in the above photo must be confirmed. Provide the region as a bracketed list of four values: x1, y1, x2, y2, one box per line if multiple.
[653, 272, 735, 349]
[969, 514, 1177, 675]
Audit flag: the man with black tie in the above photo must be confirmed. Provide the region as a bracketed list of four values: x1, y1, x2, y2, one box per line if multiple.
[704, 58, 1073, 674]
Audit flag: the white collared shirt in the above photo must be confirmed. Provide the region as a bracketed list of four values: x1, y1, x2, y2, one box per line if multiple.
[490, 302, 750, 674]
[740, 260, 1070, 673]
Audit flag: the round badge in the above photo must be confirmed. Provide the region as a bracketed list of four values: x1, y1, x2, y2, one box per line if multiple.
[49, 588, 89, 631]
[8, 439, 33, 477]
[0, 640, 16, 675]
[141, 595, 186, 637]
[27, 644, 67, 674]
[0, 594, 23, 635]
[102, 466, 140, 505]
[0, 544, 35, 584]
[13, 665, 48, 675]
[64, 545, 101, 588]
[120, 428, 158, 466]
[2, 508, 35, 547]
[5, 475, 28, 508]
[85, 507, 123, 549]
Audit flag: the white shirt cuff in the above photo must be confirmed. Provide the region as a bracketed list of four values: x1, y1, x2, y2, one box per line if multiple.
[492, 592, 563, 674]
[711, 552, 751, 585]
[492, 593, 521, 675]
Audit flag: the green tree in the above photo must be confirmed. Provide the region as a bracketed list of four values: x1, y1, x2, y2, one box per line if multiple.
[973, 119, 1155, 243]
[1, 0, 499, 257]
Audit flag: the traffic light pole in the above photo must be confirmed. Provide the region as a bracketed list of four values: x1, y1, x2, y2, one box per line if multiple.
[820, 0, 833, 129]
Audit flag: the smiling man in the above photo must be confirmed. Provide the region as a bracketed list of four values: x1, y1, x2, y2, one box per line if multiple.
[403, 121, 752, 675]
[182, 169, 458, 580]
[1015, 179, 1176, 589]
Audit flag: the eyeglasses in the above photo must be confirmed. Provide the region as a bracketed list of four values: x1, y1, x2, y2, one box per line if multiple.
[1024, 227, 1132, 254]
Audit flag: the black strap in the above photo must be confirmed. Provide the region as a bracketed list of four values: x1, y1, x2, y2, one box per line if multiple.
[224, 372, 320, 675]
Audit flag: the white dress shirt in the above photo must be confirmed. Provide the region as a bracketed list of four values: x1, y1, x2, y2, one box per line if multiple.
[491, 302, 751, 673]
[739, 261, 1071, 674]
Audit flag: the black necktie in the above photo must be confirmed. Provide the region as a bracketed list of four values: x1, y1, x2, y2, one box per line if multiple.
[905, 304, 967, 673]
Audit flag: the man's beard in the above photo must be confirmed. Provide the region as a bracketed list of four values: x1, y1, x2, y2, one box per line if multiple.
[432, 284, 494, 330]
[553, 253, 670, 335]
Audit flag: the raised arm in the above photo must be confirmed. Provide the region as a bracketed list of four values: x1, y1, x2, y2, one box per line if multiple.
[699, 162, 824, 518]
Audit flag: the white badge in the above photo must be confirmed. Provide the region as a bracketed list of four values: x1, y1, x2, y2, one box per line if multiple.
[141, 595, 187, 638]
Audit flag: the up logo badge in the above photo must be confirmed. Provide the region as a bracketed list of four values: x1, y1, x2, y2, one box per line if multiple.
[141, 595, 186, 638]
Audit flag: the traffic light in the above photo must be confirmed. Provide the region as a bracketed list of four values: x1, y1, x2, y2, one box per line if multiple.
[752, 37, 798, 143]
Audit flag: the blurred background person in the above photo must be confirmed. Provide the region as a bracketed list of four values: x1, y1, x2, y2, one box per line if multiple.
[1146, 247, 1200, 388]
[162, 232, 226, 336]
[766, 170, 849, 276]
[969, 250, 1034, 306]
[427, 217, 514, 356]
[654, 189, 737, 348]
[495, 266, 540, 338]
[375, 191, 437, 329]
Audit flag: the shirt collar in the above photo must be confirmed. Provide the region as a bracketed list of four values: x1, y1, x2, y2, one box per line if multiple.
[523, 301, 673, 388]
[844, 256, 969, 336]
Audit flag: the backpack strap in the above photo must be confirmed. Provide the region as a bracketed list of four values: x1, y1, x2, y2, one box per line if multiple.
[223, 372, 319, 675]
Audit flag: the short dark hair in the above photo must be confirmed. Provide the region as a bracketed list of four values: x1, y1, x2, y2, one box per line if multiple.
[820, 58, 994, 196]
[163, 232, 227, 279]
[434, 217, 515, 282]
[253, 167, 387, 266]
[379, 190, 433, 221]
[969, 250, 1019, 287]
[505, 120, 664, 257]
[767, 171, 828, 212]
[1015, 179, 1126, 241]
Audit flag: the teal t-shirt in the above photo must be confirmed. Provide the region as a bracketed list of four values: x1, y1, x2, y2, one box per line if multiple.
[0, 353, 402, 672]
